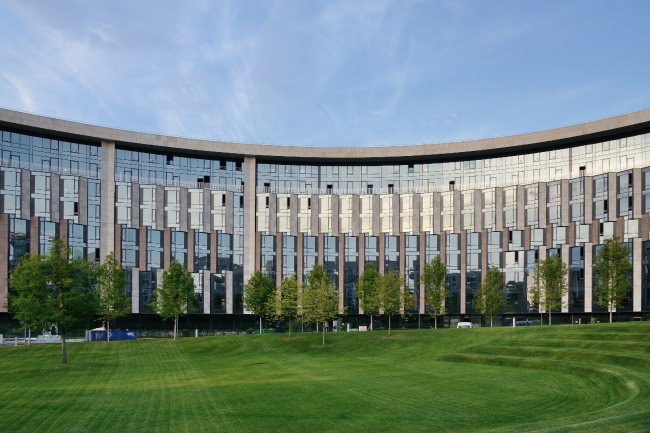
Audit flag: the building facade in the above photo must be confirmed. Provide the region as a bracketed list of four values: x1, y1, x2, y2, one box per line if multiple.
[1, 107, 650, 326]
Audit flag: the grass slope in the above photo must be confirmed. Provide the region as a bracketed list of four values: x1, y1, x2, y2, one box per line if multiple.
[0, 323, 649, 432]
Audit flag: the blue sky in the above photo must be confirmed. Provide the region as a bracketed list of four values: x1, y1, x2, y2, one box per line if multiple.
[0, 1, 649, 147]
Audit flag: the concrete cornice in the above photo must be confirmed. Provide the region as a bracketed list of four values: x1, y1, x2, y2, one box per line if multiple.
[1, 107, 650, 163]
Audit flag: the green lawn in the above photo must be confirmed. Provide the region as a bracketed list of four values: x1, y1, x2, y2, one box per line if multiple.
[1, 323, 650, 432]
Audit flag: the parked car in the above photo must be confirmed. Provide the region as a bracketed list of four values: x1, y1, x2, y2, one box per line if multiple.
[457, 321, 474, 328]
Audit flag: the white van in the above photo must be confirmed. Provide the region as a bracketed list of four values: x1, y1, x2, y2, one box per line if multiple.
[457, 321, 474, 328]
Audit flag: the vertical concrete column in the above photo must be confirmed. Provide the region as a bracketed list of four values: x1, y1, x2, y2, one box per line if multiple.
[516, 185, 525, 230]
[616, 216, 624, 240]
[187, 229, 195, 273]
[243, 156, 257, 286]
[131, 268, 140, 314]
[310, 194, 319, 237]
[481, 229, 488, 276]
[633, 237, 642, 312]
[290, 194, 298, 236]
[419, 232, 425, 314]
[352, 194, 360, 236]
[378, 233, 385, 275]
[179, 187, 188, 231]
[155, 186, 165, 231]
[392, 194, 400, 236]
[432, 192, 441, 234]
[584, 243, 592, 313]
[332, 195, 339, 236]
[608, 173, 618, 222]
[225, 270, 233, 314]
[30, 217, 39, 255]
[203, 269, 211, 314]
[59, 219, 68, 246]
[276, 233, 283, 288]
[225, 191, 234, 234]
[591, 221, 599, 246]
[100, 141, 116, 263]
[202, 189, 211, 233]
[210, 230, 217, 273]
[546, 224, 553, 248]
[453, 191, 461, 233]
[139, 226, 147, 270]
[460, 230, 466, 314]
[642, 214, 649, 242]
[338, 235, 345, 312]
[568, 222, 576, 247]
[255, 231, 261, 271]
[561, 180, 570, 226]
[372, 194, 380, 237]
[474, 190, 483, 232]
[495, 187, 503, 231]
[131, 184, 140, 228]
[50, 173, 60, 222]
[502, 229, 509, 254]
[114, 224, 122, 265]
[296, 232, 303, 285]
[413, 193, 421, 235]
[0, 214, 8, 313]
[561, 246, 570, 313]
[633, 168, 643, 219]
[317, 233, 324, 265]
[78, 177, 88, 225]
[524, 226, 531, 251]
[439, 232, 446, 264]
[20, 169, 30, 220]
[269, 194, 277, 235]
[163, 227, 171, 269]
[538, 182, 547, 228]
[584, 177, 593, 223]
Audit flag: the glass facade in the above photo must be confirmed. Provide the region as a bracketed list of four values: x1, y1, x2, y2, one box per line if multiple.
[1, 113, 650, 325]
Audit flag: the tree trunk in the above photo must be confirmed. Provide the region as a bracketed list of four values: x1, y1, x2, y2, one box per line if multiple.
[434, 314, 437, 329]
[61, 329, 67, 364]
[288, 317, 292, 339]
[28, 328, 31, 347]
[107, 320, 111, 342]
[609, 307, 613, 323]
[260, 317, 262, 335]
[322, 322, 325, 346]
[370, 314, 373, 331]
[388, 315, 391, 337]
[174, 317, 177, 340]
[490, 316, 493, 327]
[548, 310, 552, 326]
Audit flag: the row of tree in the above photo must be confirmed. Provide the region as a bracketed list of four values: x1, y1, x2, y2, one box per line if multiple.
[7, 237, 198, 363]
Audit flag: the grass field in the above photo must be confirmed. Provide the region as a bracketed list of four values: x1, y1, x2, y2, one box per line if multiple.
[1, 323, 649, 432]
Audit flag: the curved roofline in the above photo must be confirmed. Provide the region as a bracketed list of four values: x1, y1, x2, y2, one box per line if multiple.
[1, 106, 650, 163]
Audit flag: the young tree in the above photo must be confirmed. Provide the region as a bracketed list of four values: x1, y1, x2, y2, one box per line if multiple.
[302, 264, 340, 346]
[529, 252, 569, 325]
[267, 275, 300, 339]
[243, 270, 276, 334]
[9, 237, 97, 363]
[377, 269, 413, 337]
[97, 252, 131, 341]
[593, 236, 633, 323]
[150, 260, 195, 340]
[7, 253, 49, 346]
[421, 255, 448, 329]
[474, 267, 506, 327]
[357, 262, 381, 331]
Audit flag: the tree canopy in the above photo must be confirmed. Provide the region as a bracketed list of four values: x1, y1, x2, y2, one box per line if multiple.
[302, 264, 340, 346]
[243, 270, 276, 332]
[421, 255, 448, 329]
[267, 275, 300, 338]
[593, 236, 633, 323]
[151, 260, 195, 340]
[96, 251, 130, 341]
[357, 262, 381, 330]
[9, 237, 98, 363]
[377, 269, 412, 337]
[529, 252, 568, 325]
[474, 267, 506, 327]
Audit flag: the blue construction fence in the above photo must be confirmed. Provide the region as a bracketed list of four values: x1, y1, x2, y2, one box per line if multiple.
[89, 330, 137, 341]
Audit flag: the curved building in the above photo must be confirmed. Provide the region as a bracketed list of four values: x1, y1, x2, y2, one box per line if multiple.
[1, 107, 650, 327]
